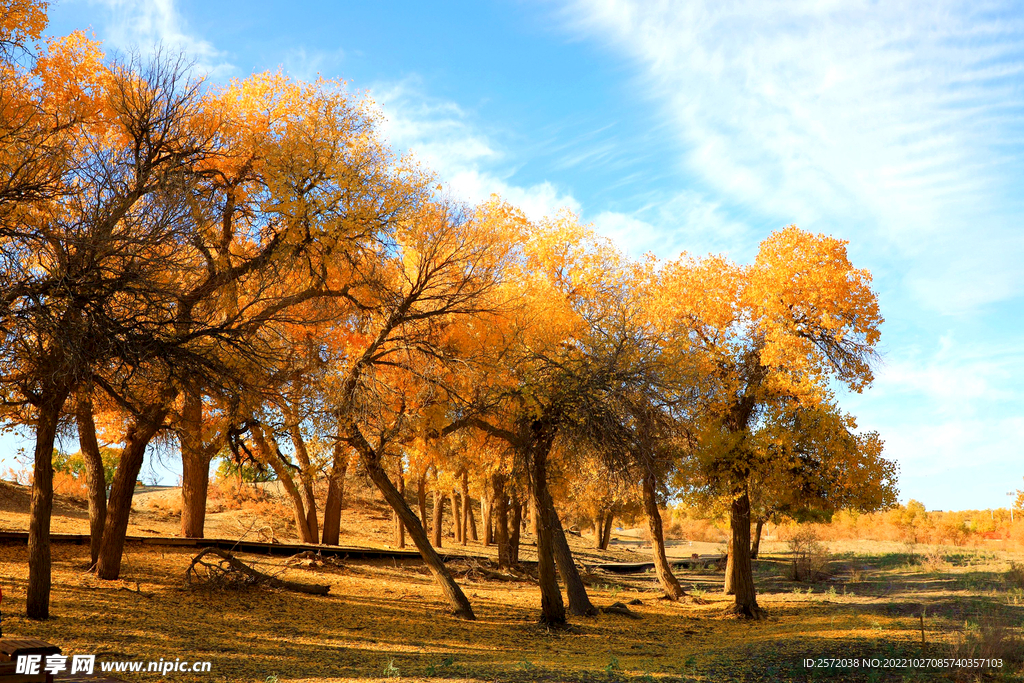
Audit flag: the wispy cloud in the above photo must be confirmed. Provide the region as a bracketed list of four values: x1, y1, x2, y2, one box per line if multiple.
[562, 0, 1024, 314]
[84, 0, 234, 78]
[372, 79, 581, 220]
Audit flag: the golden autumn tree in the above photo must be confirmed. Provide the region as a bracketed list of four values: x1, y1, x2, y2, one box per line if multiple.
[658, 225, 889, 618]
[171, 71, 428, 541]
[316, 197, 518, 620]
[443, 202, 689, 624]
[0, 6, 222, 615]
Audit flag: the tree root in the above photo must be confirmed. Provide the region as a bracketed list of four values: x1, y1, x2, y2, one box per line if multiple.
[723, 602, 766, 619]
[185, 548, 330, 595]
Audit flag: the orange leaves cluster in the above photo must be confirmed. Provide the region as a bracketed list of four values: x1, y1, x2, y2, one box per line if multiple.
[748, 225, 882, 395]
[0, 0, 48, 50]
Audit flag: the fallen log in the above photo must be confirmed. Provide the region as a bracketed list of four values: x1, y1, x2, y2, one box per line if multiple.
[186, 547, 330, 595]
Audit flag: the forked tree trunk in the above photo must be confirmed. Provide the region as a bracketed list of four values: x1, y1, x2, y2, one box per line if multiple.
[546, 495, 596, 616]
[601, 513, 613, 550]
[528, 424, 565, 626]
[178, 388, 211, 539]
[321, 436, 348, 545]
[593, 513, 604, 548]
[288, 419, 319, 542]
[27, 389, 69, 619]
[393, 461, 405, 548]
[250, 422, 314, 544]
[482, 491, 493, 546]
[353, 438, 474, 619]
[750, 517, 765, 559]
[75, 386, 106, 567]
[509, 494, 522, 566]
[641, 471, 685, 600]
[727, 491, 762, 618]
[96, 402, 170, 580]
[431, 488, 445, 548]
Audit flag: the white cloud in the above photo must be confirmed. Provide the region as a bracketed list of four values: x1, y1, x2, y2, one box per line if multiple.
[841, 335, 1024, 508]
[563, 0, 1024, 314]
[85, 0, 234, 79]
[372, 79, 581, 221]
[281, 46, 346, 84]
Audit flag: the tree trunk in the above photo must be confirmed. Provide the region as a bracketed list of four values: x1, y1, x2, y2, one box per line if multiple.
[750, 517, 765, 559]
[724, 537, 734, 594]
[321, 435, 348, 545]
[96, 402, 170, 580]
[482, 491, 493, 546]
[287, 410, 319, 542]
[462, 471, 475, 543]
[642, 471, 685, 600]
[178, 388, 210, 539]
[355, 442, 474, 619]
[593, 513, 604, 549]
[431, 488, 445, 548]
[250, 422, 314, 544]
[493, 474, 510, 567]
[529, 494, 539, 537]
[416, 474, 427, 525]
[393, 461, 405, 548]
[528, 425, 565, 626]
[601, 513, 613, 550]
[450, 490, 462, 543]
[509, 494, 522, 566]
[727, 491, 762, 618]
[27, 390, 69, 619]
[74, 386, 106, 568]
[546, 493, 596, 616]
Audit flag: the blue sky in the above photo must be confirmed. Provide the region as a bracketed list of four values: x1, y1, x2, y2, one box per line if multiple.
[3, 0, 1022, 511]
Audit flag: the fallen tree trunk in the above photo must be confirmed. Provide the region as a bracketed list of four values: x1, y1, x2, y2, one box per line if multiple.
[185, 548, 330, 595]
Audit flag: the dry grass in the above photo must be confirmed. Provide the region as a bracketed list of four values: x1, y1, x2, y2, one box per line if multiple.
[1, 481, 1023, 681]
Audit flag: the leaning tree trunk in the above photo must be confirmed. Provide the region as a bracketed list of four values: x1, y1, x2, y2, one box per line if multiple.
[527, 424, 565, 626]
[750, 517, 765, 559]
[75, 386, 106, 567]
[321, 435, 349, 545]
[27, 388, 70, 619]
[642, 471, 685, 600]
[546, 495, 597, 616]
[601, 512, 613, 550]
[96, 402, 170, 580]
[431, 488, 445, 548]
[250, 422, 314, 544]
[353, 438, 474, 619]
[727, 490, 762, 618]
[178, 387, 212, 539]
